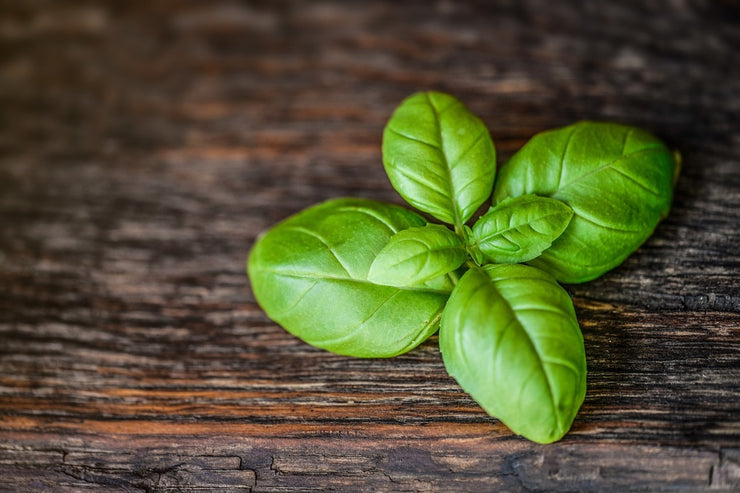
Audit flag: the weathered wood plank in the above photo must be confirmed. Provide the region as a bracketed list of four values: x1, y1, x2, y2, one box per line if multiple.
[0, 307, 738, 445]
[0, 435, 734, 491]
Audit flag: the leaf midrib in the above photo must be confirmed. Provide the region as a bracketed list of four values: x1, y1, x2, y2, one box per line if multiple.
[486, 271, 562, 434]
[426, 92, 463, 231]
[253, 267, 453, 295]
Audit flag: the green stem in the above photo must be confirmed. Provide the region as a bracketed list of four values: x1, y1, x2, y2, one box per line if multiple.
[672, 149, 682, 186]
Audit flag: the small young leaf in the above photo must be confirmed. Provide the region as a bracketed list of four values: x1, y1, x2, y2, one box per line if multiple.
[493, 121, 679, 283]
[368, 224, 467, 287]
[469, 194, 573, 264]
[248, 198, 450, 358]
[439, 264, 587, 444]
[382, 91, 496, 229]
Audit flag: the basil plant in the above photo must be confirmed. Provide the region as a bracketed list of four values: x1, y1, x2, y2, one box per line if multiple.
[248, 91, 679, 443]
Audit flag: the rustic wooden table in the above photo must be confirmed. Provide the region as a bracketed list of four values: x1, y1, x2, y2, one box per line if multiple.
[1, 1, 738, 491]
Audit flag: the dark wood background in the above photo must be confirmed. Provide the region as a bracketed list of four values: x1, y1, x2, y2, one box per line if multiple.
[1, 0, 738, 491]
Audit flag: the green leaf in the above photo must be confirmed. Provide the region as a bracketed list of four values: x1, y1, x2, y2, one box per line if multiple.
[382, 91, 496, 229]
[368, 224, 467, 287]
[469, 194, 573, 264]
[439, 264, 587, 444]
[247, 198, 450, 358]
[493, 121, 678, 283]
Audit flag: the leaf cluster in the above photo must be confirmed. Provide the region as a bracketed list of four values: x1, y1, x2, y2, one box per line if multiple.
[248, 91, 678, 443]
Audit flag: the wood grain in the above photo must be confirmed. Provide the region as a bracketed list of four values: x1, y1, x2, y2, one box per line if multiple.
[1, 0, 739, 490]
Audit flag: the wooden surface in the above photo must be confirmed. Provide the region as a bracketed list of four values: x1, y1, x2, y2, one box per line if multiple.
[1, 0, 739, 491]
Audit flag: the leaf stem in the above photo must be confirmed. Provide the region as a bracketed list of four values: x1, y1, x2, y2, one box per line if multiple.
[672, 149, 682, 185]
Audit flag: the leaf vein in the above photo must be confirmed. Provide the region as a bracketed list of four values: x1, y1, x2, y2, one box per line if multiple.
[390, 162, 451, 204]
[449, 130, 487, 171]
[316, 290, 404, 347]
[556, 126, 577, 191]
[543, 357, 581, 378]
[335, 206, 399, 235]
[284, 226, 353, 277]
[387, 126, 440, 153]
[426, 92, 461, 228]
[572, 210, 644, 234]
[554, 146, 664, 196]
[271, 280, 319, 318]
[608, 163, 662, 197]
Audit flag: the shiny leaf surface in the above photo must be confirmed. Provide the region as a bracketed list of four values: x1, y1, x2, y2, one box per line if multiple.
[439, 264, 587, 443]
[369, 224, 466, 287]
[383, 91, 496, 229]
[493, 121, 678, 283]
[248, 198, 450, 358]
[470, 194, 573, 264]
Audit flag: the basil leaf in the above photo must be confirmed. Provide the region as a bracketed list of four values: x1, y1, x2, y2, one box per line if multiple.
[469, 194, 573, 264]
[382, 91, 496, 230]
[439, 264, 586, 444]
[368, 224, 467, 287]
[493, 121, 678, 283]
[247, 198, 450, 358]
